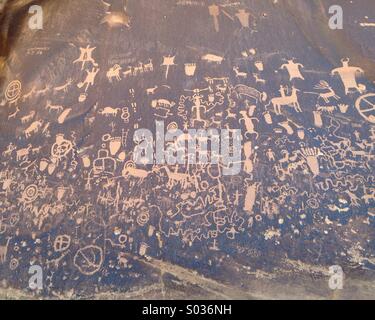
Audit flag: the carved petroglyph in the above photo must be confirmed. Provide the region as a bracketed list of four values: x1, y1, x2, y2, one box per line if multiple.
[0, 0, 374, 298]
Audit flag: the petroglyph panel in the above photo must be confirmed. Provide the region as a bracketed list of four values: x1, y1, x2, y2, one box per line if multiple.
[0, 0, 374, 299]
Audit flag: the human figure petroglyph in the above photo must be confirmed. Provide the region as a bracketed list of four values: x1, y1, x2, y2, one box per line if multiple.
[280, 59, 305, 81]
[189, 94, 208, 127]
[73, 45, 98, 70]
[331, 58, 365, 95]
[266, 148, 276, 162]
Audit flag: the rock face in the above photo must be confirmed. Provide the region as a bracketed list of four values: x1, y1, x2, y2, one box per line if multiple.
[0, 0, 374, 299]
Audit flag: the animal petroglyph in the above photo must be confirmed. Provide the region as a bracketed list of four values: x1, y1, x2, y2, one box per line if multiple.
[267, 86, 302, 115]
